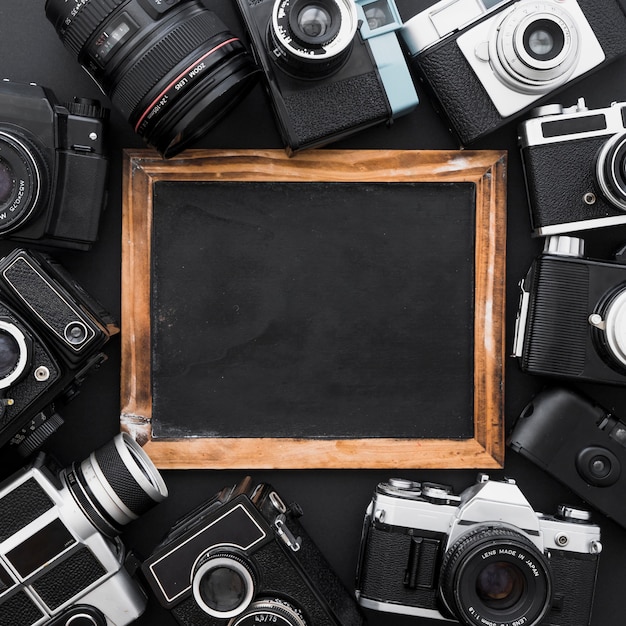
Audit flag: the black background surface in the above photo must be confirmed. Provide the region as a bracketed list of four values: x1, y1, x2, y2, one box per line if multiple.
[0, 1, 625, 625]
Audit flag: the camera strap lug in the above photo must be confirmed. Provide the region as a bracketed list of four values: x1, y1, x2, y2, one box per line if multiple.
[513, 278, 530, 357]
[274, 514, 301, 552]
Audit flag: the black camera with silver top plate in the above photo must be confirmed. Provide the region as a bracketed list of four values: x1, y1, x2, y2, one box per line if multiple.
[0, 248, 118, 454]
[141, 476, 364, 626]
[355, 474, 602, 626]
[513, 235, 626, 385]
[519, 98, 626, 235]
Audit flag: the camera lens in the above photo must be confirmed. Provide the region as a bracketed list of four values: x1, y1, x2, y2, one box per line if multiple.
[230, 599, 307, 626]
[440, 526, 551, 626]
[192, 552, 256, 618]
[491, 1, 580, 94]
[523, 19, 565, 61]
[65, 433, 168, 537]
[270, 0, 357, 77]
[0, 131, 48, 233]
[45, 0, 259, 158]
[576, 446, 621, 486]
[596, 134, 626, 211]
[0, 321, 29, 388]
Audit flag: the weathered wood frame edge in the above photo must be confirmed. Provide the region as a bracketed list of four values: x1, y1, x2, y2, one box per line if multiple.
[120, 148, 507, 469]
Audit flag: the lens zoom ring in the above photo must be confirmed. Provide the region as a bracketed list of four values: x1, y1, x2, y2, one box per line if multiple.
[61, 0, 125, 57]
[94, 441, 155, 515]
[111, 11, 228, 118]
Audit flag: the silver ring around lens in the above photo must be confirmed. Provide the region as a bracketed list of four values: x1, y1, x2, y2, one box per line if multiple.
[603, 290, 626, 368]
[490, 1, 579, 94]
[271, 0, 357, 61]
[64, 320, 89, 346]
[192, 555, 255, 618]
[80, 433, 168, 526]
[596, 134, 626, 211]
[0, 320, 29, 389]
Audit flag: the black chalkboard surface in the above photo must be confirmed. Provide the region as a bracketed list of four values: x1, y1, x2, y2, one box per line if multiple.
[151, 181, 475, 439]
[121, 149, 506, 469]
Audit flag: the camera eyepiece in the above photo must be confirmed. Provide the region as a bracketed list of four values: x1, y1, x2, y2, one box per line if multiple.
[45, 0, 259, 157]
[65, 432, 168, 537]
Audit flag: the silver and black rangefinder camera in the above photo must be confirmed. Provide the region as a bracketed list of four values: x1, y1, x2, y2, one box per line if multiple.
[400, 0, 626, 145]
[519, 98, 626, 235]
[513, 235, 626, 385]
[0, 433, 168, 626]
[234, 0, 419, 154]
[356, 474, 602, 626]
[142, 476, 365, 626]
[0, 80, 108, 250]
[0, 248, 119, 454]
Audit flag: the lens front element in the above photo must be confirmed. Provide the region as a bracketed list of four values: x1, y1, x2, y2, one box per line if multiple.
[440, 526, 552, 626]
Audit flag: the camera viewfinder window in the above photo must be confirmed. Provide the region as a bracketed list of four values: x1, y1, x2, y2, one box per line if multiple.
[363, 1, 393, 30]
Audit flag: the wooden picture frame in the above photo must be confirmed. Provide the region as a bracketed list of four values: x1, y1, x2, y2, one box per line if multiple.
[121, 149, 506, 469]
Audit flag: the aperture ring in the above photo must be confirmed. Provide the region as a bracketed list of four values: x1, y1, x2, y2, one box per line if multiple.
[58, 0, 125, 58]
[111, 10, 229, 119]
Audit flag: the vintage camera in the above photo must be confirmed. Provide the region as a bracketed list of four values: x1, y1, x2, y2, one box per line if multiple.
[0, 80, 108, 250]
[142, 476, 364, 626]
[519, 98, 626, 235]
[0, 248, 118, 454]
[356, 474, 602, 626]
[401, 0, 626, 146]
[46, 0, 259, 158]
[510, 387, 626, 529]
[0, 432, 168, 626]
[234, 0, 419, 154]
[513, 235, 626, 385]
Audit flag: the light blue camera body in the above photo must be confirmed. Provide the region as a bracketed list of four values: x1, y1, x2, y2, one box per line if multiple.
[355, 0, 419, 118]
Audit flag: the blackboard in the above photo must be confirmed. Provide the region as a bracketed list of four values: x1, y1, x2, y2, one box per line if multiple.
[121, 149, 506, 469]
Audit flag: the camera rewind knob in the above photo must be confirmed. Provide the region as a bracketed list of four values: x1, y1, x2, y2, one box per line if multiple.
[543, 235, 584, 258]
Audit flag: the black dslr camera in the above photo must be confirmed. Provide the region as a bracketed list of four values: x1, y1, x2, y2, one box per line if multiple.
[510, 388, 626, 529]
[0, 248, 118, 454]
[234, 0, 419, 154]
[513, 235, 626, 385]
[519, 98, 626, 236]
[0, 433, 168, 626]
[0, 81, 108, 250]
[400, 0, 626, 145]
[142, 476, 365, 626]
[356, 475, 602, 626]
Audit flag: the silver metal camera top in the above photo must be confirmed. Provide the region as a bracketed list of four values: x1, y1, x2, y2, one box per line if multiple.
[377, 478, 423, 500]
[401, 0, 508, 55]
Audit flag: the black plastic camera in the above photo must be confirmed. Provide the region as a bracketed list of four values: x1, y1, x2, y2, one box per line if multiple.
[356, 474, 602, 626]
[141, 476, 365, 626]
[400, 0, 626, 145]
[510, 387, 626, 529]
[0, 433, 168, 626]
[519, 98, 626, 235]
[513, 235, 626, 385]
[0, 248, 118, 454]
[0, 81, 108, 250]
[234, 0, 419, 154]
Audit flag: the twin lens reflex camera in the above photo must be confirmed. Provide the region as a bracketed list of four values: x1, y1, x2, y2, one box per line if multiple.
[401, 0, 626, 145]
[356, 474, 602, 626]
[142, 476, 364, 626]
[235, 0, 419, 154]
[0, 433, 168, 626]
[510, 387, 626, 530]
[519, 98, 626, 235]
[0, 248, 118, 455]
[513, 235, 626, 385]
[0, 81, 108, 250]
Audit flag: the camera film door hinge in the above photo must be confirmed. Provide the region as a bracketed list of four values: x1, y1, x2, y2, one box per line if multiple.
[404, 536, 441, 590]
